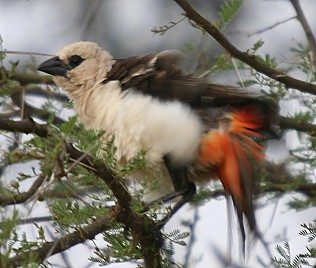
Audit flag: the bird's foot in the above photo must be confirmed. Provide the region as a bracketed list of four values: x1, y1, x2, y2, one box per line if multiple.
[157, 183, 196, 228]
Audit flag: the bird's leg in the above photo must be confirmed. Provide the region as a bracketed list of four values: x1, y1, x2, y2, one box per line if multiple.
[157, 182, 196, 228]
[144, 156, 196, 217]
[158, 156, 196, 219]
[155, 155, 196, 227]
[162, 155, 195, 194]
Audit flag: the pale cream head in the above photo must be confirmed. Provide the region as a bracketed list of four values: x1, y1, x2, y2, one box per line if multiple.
[54, 41, 114, 97]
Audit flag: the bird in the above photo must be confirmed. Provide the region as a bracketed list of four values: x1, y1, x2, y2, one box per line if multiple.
[38, 41, 278, 252]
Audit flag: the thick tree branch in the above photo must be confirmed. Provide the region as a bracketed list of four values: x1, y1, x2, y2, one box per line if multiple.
[0, 116, 50, 137]
[10, 207, 117, 267]
[65, 146, 163, 267]
[0, 117, 132, 208]
[261, 182, 316, 198]
[25, 86, 68, 102]
[0, 174, 47, 206]
[279, 115, 316, 136]
[0, 117, 163, 268]
[173, 0, 316, 95]
[196, 182, 316, 202]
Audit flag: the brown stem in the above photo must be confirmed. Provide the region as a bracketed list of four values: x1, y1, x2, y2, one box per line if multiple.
[279, 115, 316, 136]
[10, 88, 66, 125]
[0, 174, 47, 206]
[290, 0, 316, 67]
[0, 67, 54, 85]
[10, 207, 117, 267]
[173, 0, 316, 95]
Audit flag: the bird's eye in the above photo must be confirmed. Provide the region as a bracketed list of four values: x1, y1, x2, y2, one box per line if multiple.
[69, 55, 84, 68]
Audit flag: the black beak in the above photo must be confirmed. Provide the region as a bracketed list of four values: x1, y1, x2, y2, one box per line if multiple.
[38, 56, 70, 77]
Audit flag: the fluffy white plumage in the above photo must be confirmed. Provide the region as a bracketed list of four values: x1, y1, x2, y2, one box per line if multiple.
[52, 42, 204, 199]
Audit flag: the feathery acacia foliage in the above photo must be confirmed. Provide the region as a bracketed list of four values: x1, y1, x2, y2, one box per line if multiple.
[272, 220, 316, 267]
[0, 1, 316, 267]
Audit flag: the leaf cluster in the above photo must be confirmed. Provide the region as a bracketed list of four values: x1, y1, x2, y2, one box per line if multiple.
[215, 0, 243, 31]
[272, 219, 316, 267]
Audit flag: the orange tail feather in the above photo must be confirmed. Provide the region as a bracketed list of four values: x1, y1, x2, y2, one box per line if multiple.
[199, 104, 266, 249]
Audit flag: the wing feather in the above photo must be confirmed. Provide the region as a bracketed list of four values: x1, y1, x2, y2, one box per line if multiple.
[103, 51, 277, 128]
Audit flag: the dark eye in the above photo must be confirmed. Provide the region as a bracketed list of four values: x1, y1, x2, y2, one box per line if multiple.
[69, 55, 84, 68]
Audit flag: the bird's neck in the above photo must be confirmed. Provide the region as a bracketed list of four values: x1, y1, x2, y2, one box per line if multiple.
[73, 81, 123, 131]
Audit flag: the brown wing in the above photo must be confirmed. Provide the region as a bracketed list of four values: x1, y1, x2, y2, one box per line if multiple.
[104, 50, 184, 90]
[105, 54, 156, 89]
[103, 51, 278, 130]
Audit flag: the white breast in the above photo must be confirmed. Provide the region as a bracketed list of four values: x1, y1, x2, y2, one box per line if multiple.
[80, 82, 202, 163]
[73, 81, 204, 200]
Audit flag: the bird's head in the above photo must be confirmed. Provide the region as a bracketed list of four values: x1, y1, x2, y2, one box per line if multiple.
[38, 42, 114, 96]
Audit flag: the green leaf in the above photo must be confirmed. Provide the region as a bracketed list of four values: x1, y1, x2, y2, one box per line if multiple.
[216, 0, 244, 30]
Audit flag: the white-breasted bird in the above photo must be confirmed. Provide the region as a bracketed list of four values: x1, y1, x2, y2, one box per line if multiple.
[38, 41, 278, 250]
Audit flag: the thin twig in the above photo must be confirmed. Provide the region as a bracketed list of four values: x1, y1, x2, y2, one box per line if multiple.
[231, 57, 245, 89]
[226, 16, 296, 37]
[19, 88, 24, 118]
[19, 216, 54, 225]
[290, 0, 316, 67]
[183, 208, 199, 268]
[0, 50, 54, 57]
[249, 16, 296, 37]
[0, 174, 48, 206]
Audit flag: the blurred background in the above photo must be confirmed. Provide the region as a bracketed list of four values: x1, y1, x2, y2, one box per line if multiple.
[1, 0, 314, 70]
[1, 0, 316, 267]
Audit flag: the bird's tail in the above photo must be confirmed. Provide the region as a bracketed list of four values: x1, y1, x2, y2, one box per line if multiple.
[198, 104, 269, 251]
